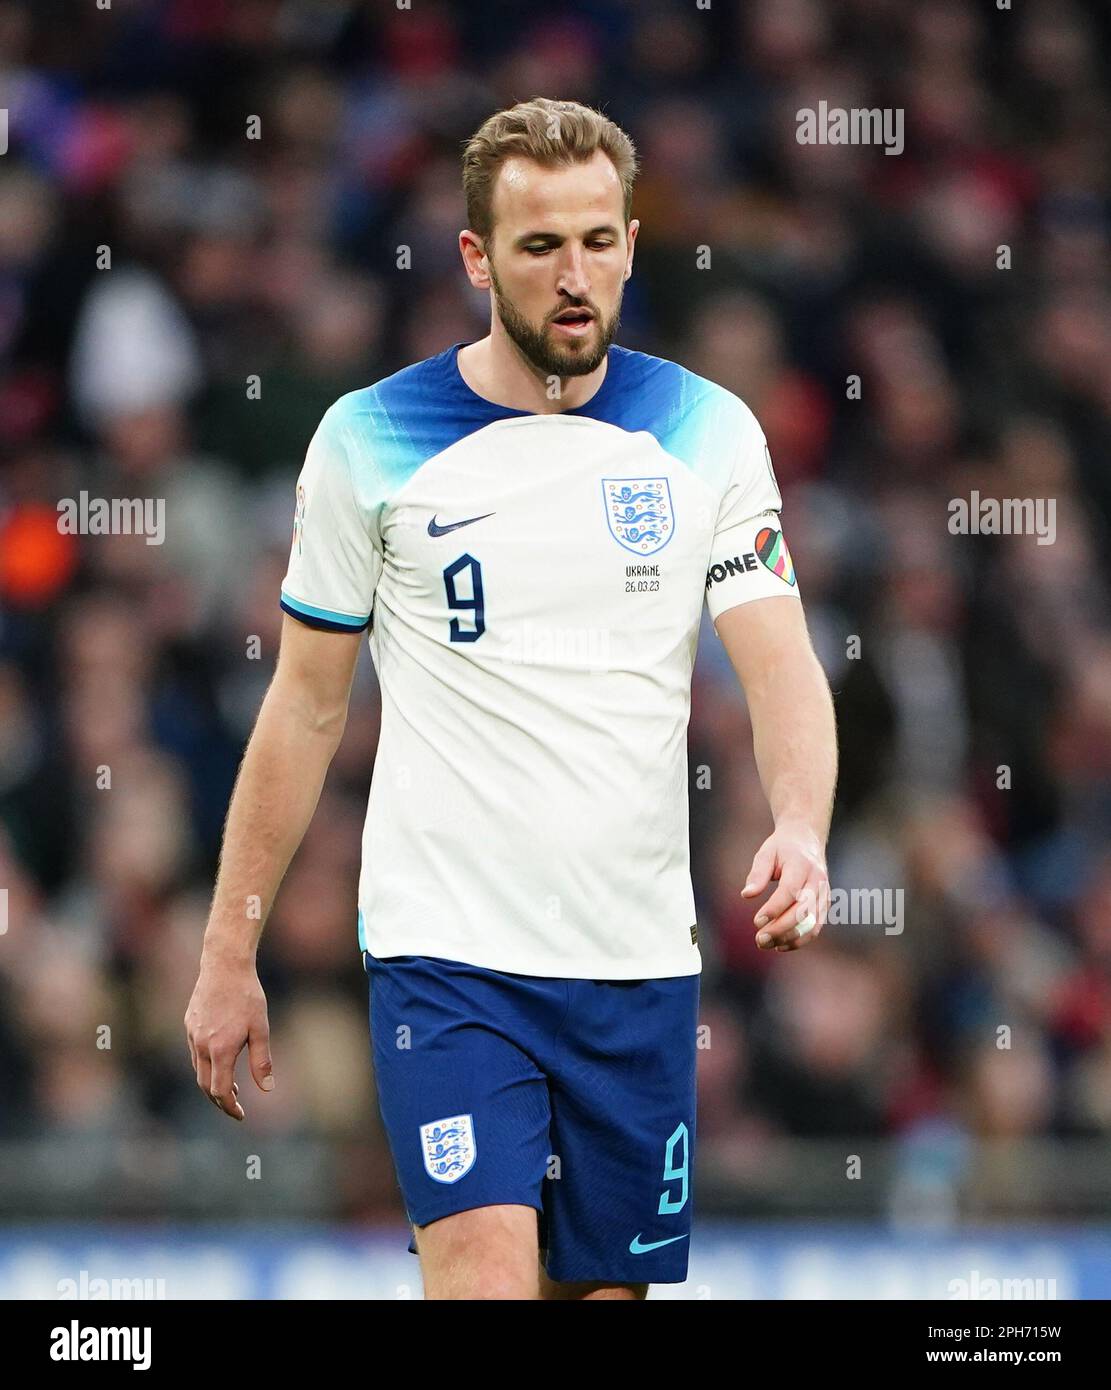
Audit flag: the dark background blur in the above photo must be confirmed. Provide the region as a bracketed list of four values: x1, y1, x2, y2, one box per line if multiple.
[1, 0, 1109, 1296]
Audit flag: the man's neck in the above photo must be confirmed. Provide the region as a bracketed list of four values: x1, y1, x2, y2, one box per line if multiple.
[456, 331, 609, 415]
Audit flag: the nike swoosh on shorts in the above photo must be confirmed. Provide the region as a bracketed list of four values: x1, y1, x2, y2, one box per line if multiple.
[628, 1233, 688, 1254]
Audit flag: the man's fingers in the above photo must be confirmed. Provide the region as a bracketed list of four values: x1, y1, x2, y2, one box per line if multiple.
[195, 1048, 212, 1098]
[741, 842, 777, 898]
[752, 871, 807, 934]
[755, 905, 806, 947]
[247, 1026, 275, 1094]
[208, 1049, 245, 1121]
[194, 1046, 234, 1117]
[765, 906, 824, 950]
[755, 879, 829, 950]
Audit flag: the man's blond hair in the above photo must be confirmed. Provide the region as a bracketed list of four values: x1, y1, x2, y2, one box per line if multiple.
[461, 97, 638, 241]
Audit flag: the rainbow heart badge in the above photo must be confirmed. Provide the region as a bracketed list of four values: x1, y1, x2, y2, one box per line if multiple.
[755, 526, 796, 586]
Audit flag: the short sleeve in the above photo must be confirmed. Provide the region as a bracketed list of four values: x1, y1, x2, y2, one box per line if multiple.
[280, 402, 382, 632]
[704, 403, 800, 621]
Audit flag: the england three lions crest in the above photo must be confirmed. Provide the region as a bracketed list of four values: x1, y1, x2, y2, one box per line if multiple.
[603, 477, 675, 556]
[419, 1113, 476, 1184]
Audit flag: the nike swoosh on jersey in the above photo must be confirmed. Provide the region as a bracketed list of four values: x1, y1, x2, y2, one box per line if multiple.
[628, 1233, 689, 1254]
[427, 512, 495, 537]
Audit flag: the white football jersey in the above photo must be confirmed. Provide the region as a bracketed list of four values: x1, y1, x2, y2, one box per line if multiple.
[280, 343, 800, 978]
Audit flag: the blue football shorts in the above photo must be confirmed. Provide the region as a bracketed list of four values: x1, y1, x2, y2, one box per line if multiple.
[364, 952, 699, 1285]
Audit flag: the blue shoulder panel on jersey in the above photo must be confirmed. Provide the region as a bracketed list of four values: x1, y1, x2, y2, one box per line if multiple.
[324, 343, 745, 506]
[569, 345, 745, 491]
[327, 346, 530, 509]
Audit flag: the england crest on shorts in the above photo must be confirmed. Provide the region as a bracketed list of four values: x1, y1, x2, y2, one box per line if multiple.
[419, 1113, 476, 1183]
[602, 477, 674, 556]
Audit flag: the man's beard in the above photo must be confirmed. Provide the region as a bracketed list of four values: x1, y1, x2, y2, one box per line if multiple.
[488, 262, 621, 378]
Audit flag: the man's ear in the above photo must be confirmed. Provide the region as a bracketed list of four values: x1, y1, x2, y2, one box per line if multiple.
[624, 217, 640, 281]
[459, 229, 492, 290]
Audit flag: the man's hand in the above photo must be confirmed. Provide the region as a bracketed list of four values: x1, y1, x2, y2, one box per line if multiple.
[184, 953, 274, 1120]
[181, 615, 362, 1120]
[714, 596, 836, 953]
[741, 820, 829, 952]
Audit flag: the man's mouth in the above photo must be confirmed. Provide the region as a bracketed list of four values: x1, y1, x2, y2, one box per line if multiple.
[550, 307, 596, 335]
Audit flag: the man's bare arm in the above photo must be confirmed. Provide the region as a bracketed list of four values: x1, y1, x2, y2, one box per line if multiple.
[715, 594, 838, 951]
[184, 613, 365, 1118]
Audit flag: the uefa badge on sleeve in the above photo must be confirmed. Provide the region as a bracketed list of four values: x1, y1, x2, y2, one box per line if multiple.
[291, 484, 306, 557]
[420, 1113, 477, 1183]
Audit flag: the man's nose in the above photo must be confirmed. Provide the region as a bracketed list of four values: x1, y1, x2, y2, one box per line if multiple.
[556, 245, 591, 300]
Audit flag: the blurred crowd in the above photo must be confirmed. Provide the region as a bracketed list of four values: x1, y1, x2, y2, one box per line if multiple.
[0, 0, 1109, 1222]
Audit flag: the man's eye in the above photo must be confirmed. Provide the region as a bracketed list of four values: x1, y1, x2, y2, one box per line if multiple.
[588, 241, 614, 250]
[525, 245, 553, 255]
